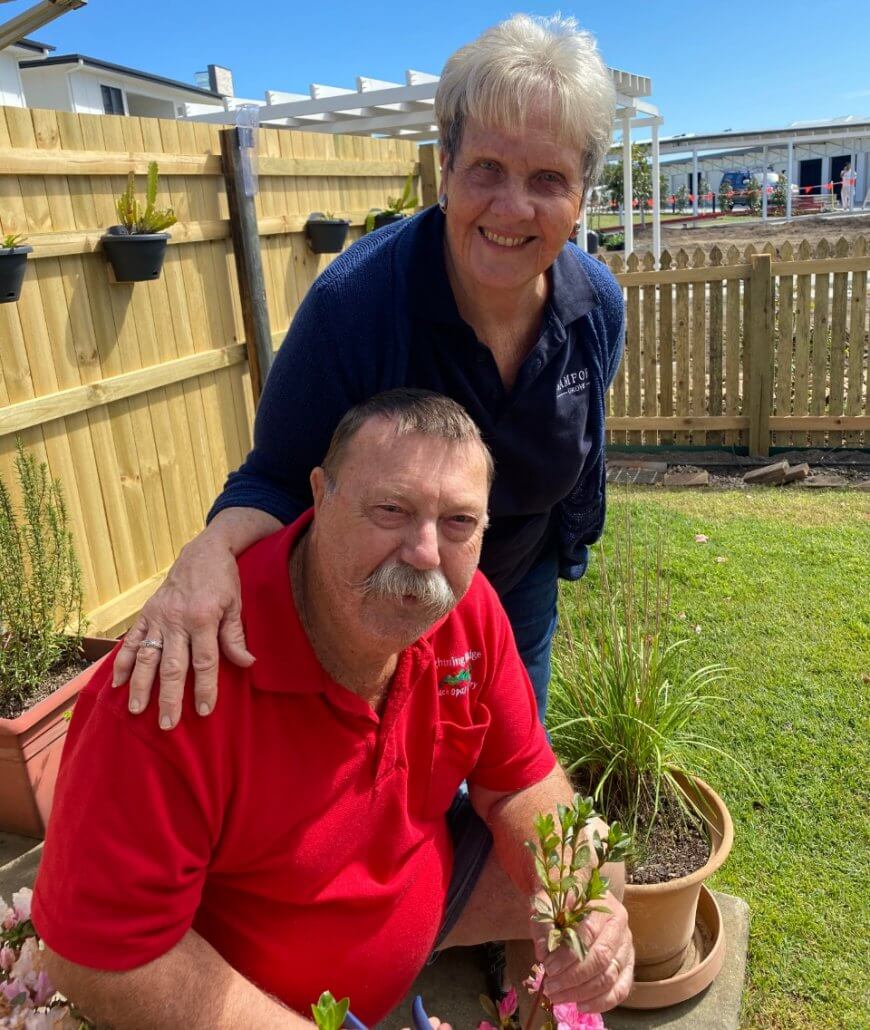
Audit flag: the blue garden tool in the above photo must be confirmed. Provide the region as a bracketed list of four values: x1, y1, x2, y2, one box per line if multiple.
[343, 994, 431, 1030]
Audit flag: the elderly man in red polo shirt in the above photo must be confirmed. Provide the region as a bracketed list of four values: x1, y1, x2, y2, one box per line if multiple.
[33, 389, 632, 1028]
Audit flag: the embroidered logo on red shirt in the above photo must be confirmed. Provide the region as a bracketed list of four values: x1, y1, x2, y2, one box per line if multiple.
[436, 650, 481, 697]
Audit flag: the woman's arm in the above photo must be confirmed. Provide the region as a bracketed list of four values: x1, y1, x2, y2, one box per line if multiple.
[43, 929, 313, 1029]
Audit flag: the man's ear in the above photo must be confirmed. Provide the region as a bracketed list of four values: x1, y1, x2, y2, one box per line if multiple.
[310, 467, 327, 512]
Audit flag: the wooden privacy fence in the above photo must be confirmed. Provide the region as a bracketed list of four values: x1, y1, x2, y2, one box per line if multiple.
[0, 104, 422, 635]
[602, 237, 869, 453]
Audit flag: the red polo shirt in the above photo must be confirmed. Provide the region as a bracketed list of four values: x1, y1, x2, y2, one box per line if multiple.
[33, 511, 555, 1025]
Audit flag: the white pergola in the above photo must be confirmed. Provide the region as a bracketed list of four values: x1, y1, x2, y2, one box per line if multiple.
[186, 65, 663, 259]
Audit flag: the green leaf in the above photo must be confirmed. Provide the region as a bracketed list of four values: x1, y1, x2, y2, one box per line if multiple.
[548, 927, 563, 953]
[479, 994, 500, 1022]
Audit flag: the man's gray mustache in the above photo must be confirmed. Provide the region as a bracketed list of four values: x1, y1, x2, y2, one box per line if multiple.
[361, 561, 457, 619]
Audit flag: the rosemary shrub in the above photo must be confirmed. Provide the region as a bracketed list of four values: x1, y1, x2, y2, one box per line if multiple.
[0, 441, 85, 718]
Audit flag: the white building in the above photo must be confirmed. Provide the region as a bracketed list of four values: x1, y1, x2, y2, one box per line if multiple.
[13, 50, 227, 118]
[0, 37, 52, 106]
[659, 117, 870, 215]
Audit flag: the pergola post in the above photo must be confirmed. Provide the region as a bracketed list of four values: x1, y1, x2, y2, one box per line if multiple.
[762, 144, 769, 220]
[622, 116, 633, 255]
[692, 148, 699, 216]
[579, 193, 589, 253]
[652, 120, 662, 265]
[786, 140, 794, 221]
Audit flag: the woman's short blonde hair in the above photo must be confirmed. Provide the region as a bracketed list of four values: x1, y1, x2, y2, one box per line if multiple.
[435, 14, 615, 194]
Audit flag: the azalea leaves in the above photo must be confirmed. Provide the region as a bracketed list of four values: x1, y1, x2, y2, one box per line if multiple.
[311, 990, 350, 1030]
[526, 795, 631, 960]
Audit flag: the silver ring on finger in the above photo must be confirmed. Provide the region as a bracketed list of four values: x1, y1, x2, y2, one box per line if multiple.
[138, 638, 164, 651]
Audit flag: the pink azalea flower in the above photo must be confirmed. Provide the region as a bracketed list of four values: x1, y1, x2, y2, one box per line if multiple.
[523, 963, 545, 993]
[0, 944, 16, 972]
[552, 1002, 605, 1030]
[1, 977, 31, 1006]
[477, 1023, 498, 1030]
[497, 987, 518, 1021]
[11, 890, 32, 924]
[30, 971, 54, 1009]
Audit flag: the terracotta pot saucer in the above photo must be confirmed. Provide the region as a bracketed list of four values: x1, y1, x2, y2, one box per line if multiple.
[619, 886, 725, 1010]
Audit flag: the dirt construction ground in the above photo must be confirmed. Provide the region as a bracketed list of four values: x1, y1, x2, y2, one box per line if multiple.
[630, 212, 870, 256]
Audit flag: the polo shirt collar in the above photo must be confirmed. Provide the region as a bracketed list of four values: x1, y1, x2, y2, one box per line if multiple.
[409, 206, 599, 329]
[238, 510, 326, 694]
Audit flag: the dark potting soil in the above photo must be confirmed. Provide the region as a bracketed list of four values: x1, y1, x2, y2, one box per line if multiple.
[0, 654, 89, 721]
[626, 792, 711, 885]
[570, 771, 711, 884]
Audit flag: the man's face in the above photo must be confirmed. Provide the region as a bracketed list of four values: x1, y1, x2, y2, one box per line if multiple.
[309, 419, 490, 652]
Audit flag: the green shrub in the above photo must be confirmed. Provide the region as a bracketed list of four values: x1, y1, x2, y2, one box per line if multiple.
[0, 442, 85, 717]
[675, 184, 689, 213]
[718, 179, 734, 213]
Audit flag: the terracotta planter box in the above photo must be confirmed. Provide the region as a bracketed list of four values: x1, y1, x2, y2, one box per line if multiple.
[0, 637, 117, 838]
[621, 774, 733, 1007]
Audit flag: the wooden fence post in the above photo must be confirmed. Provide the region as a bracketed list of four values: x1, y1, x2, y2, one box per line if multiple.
[747, 253, 774, 456]
[220, 126, 273, 403]
[418, 142, 441, 208]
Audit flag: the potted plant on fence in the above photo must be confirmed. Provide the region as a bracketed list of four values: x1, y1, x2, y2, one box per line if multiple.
[364, 172, 419, 232]
[0, 442, 116, 839]
[0, 234, 32, 305]
[547, 515, 748, 1009]
[102, 161, 177, 283]
[305, 211, 351, 255]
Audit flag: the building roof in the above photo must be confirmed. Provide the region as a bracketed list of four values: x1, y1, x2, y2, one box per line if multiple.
[11, 37, 55, 54]
[659, 116, 870, 154]
[17, 54, 223, 99]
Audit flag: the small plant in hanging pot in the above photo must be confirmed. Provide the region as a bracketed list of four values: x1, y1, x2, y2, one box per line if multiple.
[0, 233, 33, 304]
[102, 161, 177, 282]
[305, 211, 350, 254]
[365, 171, 419, 232]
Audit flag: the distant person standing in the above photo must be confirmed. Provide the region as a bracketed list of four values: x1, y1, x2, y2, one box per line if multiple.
[840, 163, 856, 211]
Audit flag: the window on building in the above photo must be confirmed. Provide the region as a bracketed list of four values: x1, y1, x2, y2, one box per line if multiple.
[101, 85, 125, 115]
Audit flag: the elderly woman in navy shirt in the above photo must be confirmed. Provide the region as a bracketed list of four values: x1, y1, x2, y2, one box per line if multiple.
[116, 13, 624, 731]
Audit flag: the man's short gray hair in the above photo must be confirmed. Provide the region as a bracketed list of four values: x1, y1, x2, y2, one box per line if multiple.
[321, 389, 495, 487]
[435, 13, 615, 194]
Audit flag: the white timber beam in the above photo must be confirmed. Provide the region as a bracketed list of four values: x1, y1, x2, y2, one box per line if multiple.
[622, 115, 633, 255]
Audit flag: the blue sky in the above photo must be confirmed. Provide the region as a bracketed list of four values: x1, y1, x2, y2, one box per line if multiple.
[10, 0, 870, 137]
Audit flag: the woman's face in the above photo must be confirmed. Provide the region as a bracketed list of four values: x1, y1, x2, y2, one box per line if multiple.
[440, 108, 585, 298]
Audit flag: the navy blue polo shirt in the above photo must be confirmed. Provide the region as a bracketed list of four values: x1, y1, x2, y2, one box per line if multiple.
[210, 206, 610, 596]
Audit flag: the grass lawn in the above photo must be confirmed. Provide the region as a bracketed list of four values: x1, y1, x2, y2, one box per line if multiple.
[552, 488, 869, 1029]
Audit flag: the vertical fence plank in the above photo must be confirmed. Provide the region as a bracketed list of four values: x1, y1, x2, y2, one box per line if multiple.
[690, 248, 707, 447]
[658, 250, 674, 445]
[810, 238, 831, 447]
[774, 241, 795, 449]
[707, 246, 724, 445]
[747, 253, 774, 456]
[641, 252, 657, 446]
[674, 249, 690, 445]
[846, 236, 867, 447]
[793, 239, 813, 446]
[724, 245, 741, 447]
[828, 237, 850, 425]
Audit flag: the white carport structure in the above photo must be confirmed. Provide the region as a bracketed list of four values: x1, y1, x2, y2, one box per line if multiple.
[185, 65, 663, 260]
[658, 117, 870, 221]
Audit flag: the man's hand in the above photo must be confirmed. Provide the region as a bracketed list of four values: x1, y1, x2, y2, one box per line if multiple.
[400, 1019, 452, 1029]
[532, 890, 634, 1013]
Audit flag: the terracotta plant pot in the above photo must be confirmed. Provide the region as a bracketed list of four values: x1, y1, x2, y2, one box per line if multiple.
[621, 885, 726, 1009]
[0, 637, 117, 838]
[0, 245, 32, 304]
[622, 774, 733, 999]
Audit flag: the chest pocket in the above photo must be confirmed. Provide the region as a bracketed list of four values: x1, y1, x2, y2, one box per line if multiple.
[424, 720, 488, 819]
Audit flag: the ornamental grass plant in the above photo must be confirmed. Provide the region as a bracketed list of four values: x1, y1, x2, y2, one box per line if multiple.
[0, 441, 85, 719]
[548, 512, 740, 846]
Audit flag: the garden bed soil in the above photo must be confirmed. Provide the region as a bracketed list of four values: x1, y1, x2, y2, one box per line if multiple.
[0, 654, 89, 721]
